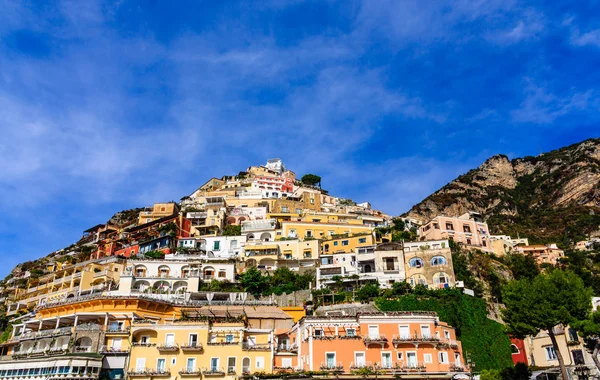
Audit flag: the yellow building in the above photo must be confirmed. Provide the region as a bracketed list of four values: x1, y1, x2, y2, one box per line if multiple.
[320, 233, 376, 254]
[281, 221, 374, 241]
[128, 306, 293, 380]
[243, 239, 320, 272]
[1, 294, 294, 380]
[138, 203, 179, 225]
[7, 257, 125, 315]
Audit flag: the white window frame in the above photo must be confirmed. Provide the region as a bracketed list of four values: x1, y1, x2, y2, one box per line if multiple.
[439, 351, 449, 364]
[368, 325, 379, 338]
[281, 358, 292, 368]
[210, 357, 220, 371]
[381, 352, 392, 368]
[420, 325, 431, 338]
[186, 358, 196, 371]
[545, 346, 557, 361]
[325, 352, 336, 368]
[157, 358, 166, 370]
[227, 357, 237, 373]
[423, 353, 433, 363]
[354, 351, 366, 367]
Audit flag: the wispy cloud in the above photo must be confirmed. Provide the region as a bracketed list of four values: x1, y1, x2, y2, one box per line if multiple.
[511, 80, 596, 124]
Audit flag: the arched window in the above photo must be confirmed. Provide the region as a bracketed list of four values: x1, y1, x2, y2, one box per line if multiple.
[430, 256, 447, 266]
[408, 257, 424, 268]
[510, 344, 520, 354]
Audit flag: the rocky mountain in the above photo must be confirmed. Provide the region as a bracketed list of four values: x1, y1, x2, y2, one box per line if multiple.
[405, 138, 600, 245]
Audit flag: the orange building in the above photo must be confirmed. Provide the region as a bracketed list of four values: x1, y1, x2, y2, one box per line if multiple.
[274, 312, 467, 377]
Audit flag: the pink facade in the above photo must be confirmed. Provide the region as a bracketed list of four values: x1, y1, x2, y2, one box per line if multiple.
[274, 312, 467, 376]
[515, 245, 564, 266]
[420, 213, 493, 253]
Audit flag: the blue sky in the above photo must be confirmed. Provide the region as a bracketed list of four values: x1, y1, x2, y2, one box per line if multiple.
[1, 0, 599, 277]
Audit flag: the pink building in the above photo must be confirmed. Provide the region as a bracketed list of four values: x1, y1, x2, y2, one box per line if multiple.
[420, 212, 494, 253]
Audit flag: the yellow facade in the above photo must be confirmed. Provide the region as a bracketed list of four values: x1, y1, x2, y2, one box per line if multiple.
[138, 203, 179, 225]
[321, 233, 376, 254]
[281, 221, 374, 241]
[279, 306, 305, 322]
[11, 257, 124, 312]
[128, 321, 273, 379]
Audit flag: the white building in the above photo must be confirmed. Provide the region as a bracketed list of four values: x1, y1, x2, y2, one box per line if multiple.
[118, 259, 236, 296]
[316, 242, 406, 289]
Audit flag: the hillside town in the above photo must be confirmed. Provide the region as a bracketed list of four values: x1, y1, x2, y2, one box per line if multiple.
[0, 159, 598, 380]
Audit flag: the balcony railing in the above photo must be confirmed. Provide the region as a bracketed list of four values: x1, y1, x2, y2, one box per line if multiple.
[181, 342, 203, 351]
[203, 367, 226, 376]
[392, 334, 440, 344]
[242, 342, 271, 351]
[207, 340, 239, 346]
[363, 334, 387, 344]
[129, 368, 171, 377]
[100, 345, 130, 354]
[320, 362, 344, 371]
[157, 344, 179, 352]
[228, 366, 237, 375]
[350, 362, 373, 369]
[106, 326, 131, 334]
[179, 368, 202, 376]
[400, 362, 427, 371]
[132, 342, 156, 347]
[450, 365, 466, 372]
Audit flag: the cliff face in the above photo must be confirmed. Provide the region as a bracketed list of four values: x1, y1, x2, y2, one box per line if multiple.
[406, 138, 600, 244]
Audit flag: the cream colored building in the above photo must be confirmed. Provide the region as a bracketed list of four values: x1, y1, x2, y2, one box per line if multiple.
[523, 325, 594, 372]
[403, 240, 455, 288]
[139, 203, 179, 225]
[419, 212, 494, 253]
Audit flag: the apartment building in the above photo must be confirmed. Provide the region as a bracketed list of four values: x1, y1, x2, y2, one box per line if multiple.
[515, 244, 565, 266]
[127, 305, 292, 380]
[118, 259, 236, 296]
[403, 240, 455, 288]
[489, 235, 529, 256]
[420, 212, 493, 253]
[274, 312, 466, 376]
[316, 241, 455, 290]
[138, 203, 179, 225]
[242, 239, 319, 272]
[317, 243, 406, 289]
[281, 221, 374, 241]
[520, 325, 594, 374]
[7, 257, 125, 315]
[177, 235, 246, 258]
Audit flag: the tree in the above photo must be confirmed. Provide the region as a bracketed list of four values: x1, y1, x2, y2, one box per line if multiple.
[301, 174, 321, 187]
[356, 283, 380, 301]
[504, 253, 539, 280]
[480, 369, 502, 380]
[222, 225, 241, 236]
[502, 270, 592, 380]
[239, 267, 269, 298]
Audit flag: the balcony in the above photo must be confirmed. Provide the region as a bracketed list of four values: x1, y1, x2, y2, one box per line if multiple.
[179, 368, 202, 376]
[228, 367, 237, 375]
[207, 340, 239, 346]
[350, 362, 373, 370]
[105, 326, 131, 334]
[132, 342, 156, 347]
[181, 343, 203, 352]
[129, 368, 171, 377]
[157, 344, 179, 352]
[242, 342, 271, 351]
[400, 362, 427, 371]
[363, 334, 387, 344]
[276, 344, 296, 352]
[392, 334, 440, 344]
[450, 365, 466, 372]
[203, 367, 226, 376]
[100, 346, 130, 355]
[320, 362, 344, 371]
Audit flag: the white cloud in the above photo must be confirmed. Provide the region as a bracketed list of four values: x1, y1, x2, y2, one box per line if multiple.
[511, 80, 596, 124]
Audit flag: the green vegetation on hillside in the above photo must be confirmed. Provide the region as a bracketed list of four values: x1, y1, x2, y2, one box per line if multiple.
[376, 288, 513, 371]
